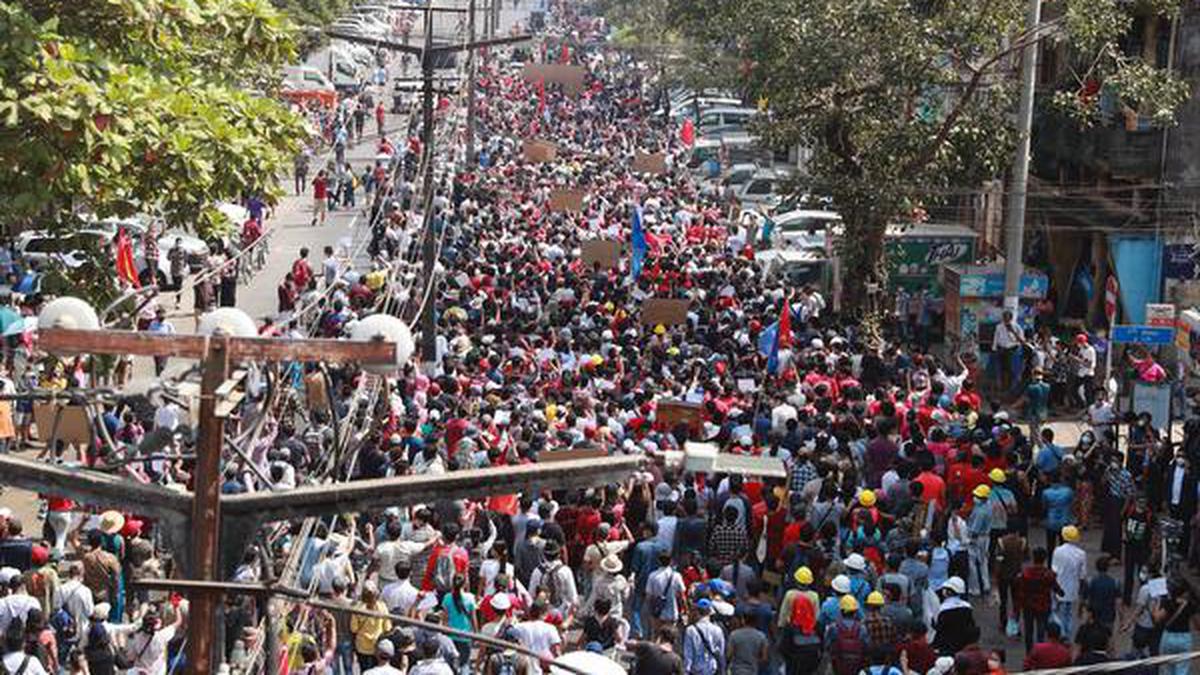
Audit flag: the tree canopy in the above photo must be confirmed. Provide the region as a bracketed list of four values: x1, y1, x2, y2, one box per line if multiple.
[0, 0, 307, 236]
[616, 0, 1189, 318]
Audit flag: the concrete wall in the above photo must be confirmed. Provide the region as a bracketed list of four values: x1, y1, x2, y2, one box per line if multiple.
[1162, 3, 1200, 216]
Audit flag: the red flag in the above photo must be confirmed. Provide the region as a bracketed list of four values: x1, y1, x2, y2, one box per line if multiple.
[115, 228, 140, 288]
[560, 43, 570, 64]
[680, 118, 695, 146]
[778, 297, 792, 349]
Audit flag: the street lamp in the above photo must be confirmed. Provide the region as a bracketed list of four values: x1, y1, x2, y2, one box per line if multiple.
[349, 313, 414, 373]
[37, 296, 100, 331]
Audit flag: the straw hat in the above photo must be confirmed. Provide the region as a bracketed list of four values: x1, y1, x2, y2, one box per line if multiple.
[600, 555, 623, 574]
[99, 511, 125, 535]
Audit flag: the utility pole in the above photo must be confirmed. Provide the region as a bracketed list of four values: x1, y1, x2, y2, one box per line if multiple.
[465, 0, 478, 165]
[331, 13, 530, 368]
[36, 327, 397, 675]
[1002, 0, 1042, 314]
[419, 1, 439, 364]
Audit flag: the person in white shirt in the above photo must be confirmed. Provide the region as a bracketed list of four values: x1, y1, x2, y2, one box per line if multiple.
[1, 628, 48, 675]
[122, 606, 183, 675]
[361, 638, 405, 675]
[0, 576, 41, 635]
[1070, 334, 1097, 409]
[511, 602, 561, 675]
[381, 564, 421, 617]
[1085, 389, 1115, 438]
[53, 564, 93, 646]
[991, 310, 1026, 392]
[528, 542, 577, 618]
[1051, 525, 1088, 640]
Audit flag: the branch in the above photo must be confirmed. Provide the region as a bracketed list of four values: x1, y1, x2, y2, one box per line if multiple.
[903, 17, 1064, 176]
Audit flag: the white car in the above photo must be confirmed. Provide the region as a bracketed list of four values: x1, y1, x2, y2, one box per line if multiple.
[15, 229, 113, 269]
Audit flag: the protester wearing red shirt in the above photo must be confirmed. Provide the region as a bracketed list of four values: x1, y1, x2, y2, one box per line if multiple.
[310, 170, 328, 226]
[291, 247, 313, 290]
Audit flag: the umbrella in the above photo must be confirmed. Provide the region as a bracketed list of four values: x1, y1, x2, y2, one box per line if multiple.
[3, 317, 37, 337]
[550, 651, 626, 675]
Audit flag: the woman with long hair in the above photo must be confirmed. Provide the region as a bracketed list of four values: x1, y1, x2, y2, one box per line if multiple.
[440, 574, 477, 674]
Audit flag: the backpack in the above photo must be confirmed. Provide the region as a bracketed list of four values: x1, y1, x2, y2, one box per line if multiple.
[789, 593, 817, 636]
[50, 606, 76, 642]
[493, 653, 518, 675]
[831, 621, 866, 675]
[541, 561, 564, 607]
[648, 570, 673, 618]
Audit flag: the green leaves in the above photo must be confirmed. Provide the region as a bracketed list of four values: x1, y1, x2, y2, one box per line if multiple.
[0, 0, 304, 232]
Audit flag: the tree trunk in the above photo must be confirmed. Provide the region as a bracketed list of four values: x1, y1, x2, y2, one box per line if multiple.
[838, 217, 889, 344]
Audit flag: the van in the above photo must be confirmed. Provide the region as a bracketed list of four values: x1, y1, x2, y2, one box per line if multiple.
[698, 106, 757, 132]
[282, 66, 334, 93]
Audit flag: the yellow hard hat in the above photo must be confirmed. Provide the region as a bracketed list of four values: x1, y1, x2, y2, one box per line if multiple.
[989, 468, 1006, 483]
[1062, 525, 1080, 542]
[866, 591, 885, 607]
[973, 484, 991, 499]
[793, 566, 813, 586]
[653, 324, 666, 335]
[839, 594, 859, 613]
[859, 490, 877, 507]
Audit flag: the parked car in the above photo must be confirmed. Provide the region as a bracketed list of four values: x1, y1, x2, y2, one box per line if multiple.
[736, 168, 792, 211]
[15, 229, 111, 270]
[698, 106, 758, 133]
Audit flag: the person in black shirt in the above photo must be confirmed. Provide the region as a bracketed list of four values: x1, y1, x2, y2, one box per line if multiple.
[630, 626, 684, 675]
[1073, 607, 1111, 665]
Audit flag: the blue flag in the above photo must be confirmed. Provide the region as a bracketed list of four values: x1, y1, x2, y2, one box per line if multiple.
[758, 321, 778, 357]
[630, 205, 647, 280]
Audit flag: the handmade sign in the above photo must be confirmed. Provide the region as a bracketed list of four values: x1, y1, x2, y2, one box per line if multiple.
[657, 400, 704, 437]
[522, 63, 588, 94]
[523, 139, 558, 163]
[33, 403, 91, 446]
[581, 239, 622, 269]
[632, 151, 667, 175]
[641, 298, 690, 326]
[549, 188, 586, 212]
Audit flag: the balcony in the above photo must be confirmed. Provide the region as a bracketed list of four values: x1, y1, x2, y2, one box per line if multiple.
[1033, 107, 1163, 181]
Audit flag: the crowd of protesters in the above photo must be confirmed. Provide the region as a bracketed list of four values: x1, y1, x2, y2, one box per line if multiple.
[1, 2, 1200, 675]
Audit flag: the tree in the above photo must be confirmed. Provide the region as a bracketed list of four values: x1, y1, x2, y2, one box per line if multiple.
[660, 0, 1188, 332]
[0, 0, 307, 286]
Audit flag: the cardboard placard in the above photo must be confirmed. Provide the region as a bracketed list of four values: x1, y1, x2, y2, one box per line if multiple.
[641, 298, 690, 326]
[522, 63, 588, 94]
[538, 447, 608, 462]
[632, 151, 667, 175]
[581, 239, 622, 270]
[656, 400, 704, 437]
[304, 372, 329, 413]
[0, 402, 14, 440]
[523, 139, 558, 163]
[32, 403, 91, 446]
[549, 188, 586, 212]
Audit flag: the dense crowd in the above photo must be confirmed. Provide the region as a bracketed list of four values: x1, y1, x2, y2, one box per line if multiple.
[1, 2, 1200, 675]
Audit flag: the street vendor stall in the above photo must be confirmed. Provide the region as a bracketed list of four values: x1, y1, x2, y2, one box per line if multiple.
[943, 263, 1049, 352]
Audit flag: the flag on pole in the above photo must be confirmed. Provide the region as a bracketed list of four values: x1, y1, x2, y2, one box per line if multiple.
[630, 205, 647, 280]
[680, 118, 695, 146]
[758, 298, 792, 374]
[1104, 275, 1119, 323]
[115, 228, 140, 288]
[759, 214, 776, 247]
